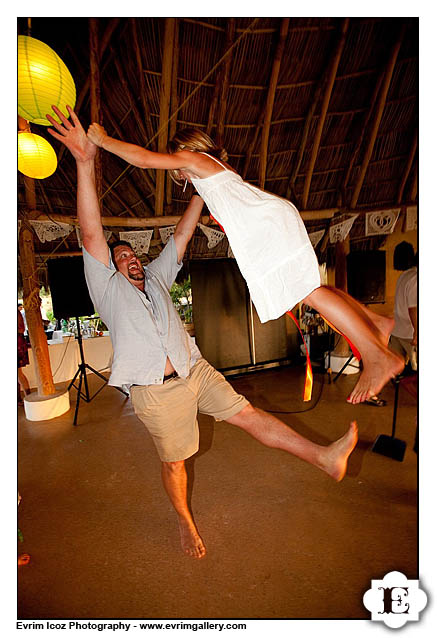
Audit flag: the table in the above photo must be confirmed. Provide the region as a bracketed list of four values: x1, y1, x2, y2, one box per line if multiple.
[24, 335, 113, 389]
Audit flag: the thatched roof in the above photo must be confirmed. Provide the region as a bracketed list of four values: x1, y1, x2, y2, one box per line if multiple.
[17, 17, 418, 279]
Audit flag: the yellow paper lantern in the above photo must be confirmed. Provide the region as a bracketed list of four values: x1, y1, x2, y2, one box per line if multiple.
[18, 35, 76, 126]
[18, 132, 57, 179]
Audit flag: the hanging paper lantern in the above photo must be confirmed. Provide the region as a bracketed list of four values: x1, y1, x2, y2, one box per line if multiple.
[18, 35, 76, 126]
[18, 132, 57, 179]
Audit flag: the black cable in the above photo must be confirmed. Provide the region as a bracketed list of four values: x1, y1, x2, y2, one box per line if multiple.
[264, 367, 326, 414]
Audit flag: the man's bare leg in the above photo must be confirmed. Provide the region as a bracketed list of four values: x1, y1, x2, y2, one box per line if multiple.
[161, 460, 206, 558]
[303, 286, 403, 403]
[227, 404, 358, 482]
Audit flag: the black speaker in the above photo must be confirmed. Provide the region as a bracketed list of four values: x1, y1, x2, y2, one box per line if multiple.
[347, 250, 386, 304]
[47, 257, 95, 319]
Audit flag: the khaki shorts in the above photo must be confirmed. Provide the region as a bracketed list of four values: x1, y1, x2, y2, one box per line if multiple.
[130, 358, 249, 462]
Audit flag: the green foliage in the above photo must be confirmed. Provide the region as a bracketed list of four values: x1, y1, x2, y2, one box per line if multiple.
[170, 276, 193, 323]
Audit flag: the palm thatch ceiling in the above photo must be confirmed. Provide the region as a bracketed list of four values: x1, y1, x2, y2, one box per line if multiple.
[17, 16, 418, 276]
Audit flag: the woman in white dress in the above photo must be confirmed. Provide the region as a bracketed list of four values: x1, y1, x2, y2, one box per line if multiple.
[85, 121, 403, 404]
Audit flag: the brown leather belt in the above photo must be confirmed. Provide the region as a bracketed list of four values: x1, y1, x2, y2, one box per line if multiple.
[163, 371, 178, 382]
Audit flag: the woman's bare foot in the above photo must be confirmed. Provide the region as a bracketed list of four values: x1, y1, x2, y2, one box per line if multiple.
[178, 519, 206, 559]
[320, 421, 358, 481]
[348, 348, 404, 404]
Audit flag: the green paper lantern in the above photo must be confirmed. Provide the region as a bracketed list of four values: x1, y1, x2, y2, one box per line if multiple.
[18, 35, 76, 126]
[18, 132, 57, 179]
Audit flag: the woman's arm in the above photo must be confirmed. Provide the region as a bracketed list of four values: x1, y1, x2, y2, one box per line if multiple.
[87, 123, 194, 171]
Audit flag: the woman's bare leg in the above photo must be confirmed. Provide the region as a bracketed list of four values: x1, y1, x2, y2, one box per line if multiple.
[303, 286, 403, 403]
[323, 285, 394, 347]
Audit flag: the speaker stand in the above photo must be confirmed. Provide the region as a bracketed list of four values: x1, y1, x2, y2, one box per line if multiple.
[68, 318, 128, 425]
[371, 375, 407, 462]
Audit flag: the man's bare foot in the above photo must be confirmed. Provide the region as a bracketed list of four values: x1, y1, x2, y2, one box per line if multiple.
[347, 348, 404, 404]
[178, 519, 206, 559]
[321, 421, 358, 481]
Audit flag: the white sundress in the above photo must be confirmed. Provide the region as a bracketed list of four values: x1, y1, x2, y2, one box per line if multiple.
[191, 154, 321, 323]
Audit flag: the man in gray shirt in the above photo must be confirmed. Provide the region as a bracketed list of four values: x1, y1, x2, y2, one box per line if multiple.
[48, 106, 358, 559]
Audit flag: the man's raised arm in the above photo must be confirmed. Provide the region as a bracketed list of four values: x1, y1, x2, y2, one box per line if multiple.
[47, 106, 109, 266]
[173, 194, 205, 262]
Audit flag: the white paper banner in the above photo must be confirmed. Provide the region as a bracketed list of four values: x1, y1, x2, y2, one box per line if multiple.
[76, 227, 112, 248]
[30, 220, 74, 243]
[365, 208, 400, 236]
[406, 205, 417, 232]
[197, 223, 225, 249]
[309, 229, 325, 248]
[159, 226, 176, 244]
[329, 214, 358, 244]
[119, 230, 153, 255]
[227, 243, 235, 259]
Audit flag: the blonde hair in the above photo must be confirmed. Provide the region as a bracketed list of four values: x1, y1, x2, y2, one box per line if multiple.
[167, 128, 228, 185]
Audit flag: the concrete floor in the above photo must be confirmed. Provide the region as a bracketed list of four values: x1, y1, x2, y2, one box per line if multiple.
[17, 364, 417, 620]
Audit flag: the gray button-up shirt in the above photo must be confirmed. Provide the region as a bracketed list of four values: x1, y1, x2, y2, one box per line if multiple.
[82, 237, 201, 388]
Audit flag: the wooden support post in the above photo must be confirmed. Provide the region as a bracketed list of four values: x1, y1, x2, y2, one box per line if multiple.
[302, 18, 349, 209]
[18, 116, 56, 396]
[333, 237, 351, 357]
[350, 23, 406, 209]
[259, 18, 290, 189]
[156, 18, 176, 216]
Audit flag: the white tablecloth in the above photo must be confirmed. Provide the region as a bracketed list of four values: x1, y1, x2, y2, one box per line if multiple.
[24, 335, 113, 389]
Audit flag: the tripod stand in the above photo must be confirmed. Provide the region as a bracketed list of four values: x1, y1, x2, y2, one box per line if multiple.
[68, 317, 127, 425]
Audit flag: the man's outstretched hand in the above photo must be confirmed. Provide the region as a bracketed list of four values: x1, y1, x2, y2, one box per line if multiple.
[46, 105, 97, 162]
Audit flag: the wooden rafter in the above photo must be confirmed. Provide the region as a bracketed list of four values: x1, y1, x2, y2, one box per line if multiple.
[216, 18, 236, 148]
[350, 22, 406, 209]
[57, 19, 120, 165]
[397, 130, 417, 204]
[341, 69, 385, 200]
[242, 107, 265, 180]
[102, 106, 155, 214]
[258, 18, 290, 189]
[89, 18, 103, 201]
[166, 18, 180, 208]
[156, 18, 176, 216]
[130, 18, 157, 151]
[301, 18, 349, 209]
[286, 77, 324, 202]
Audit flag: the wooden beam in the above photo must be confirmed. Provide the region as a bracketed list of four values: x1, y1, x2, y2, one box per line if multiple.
[58, 19, 120, 164]
[31, 212, 212, 228]
[216, 18, 236, 148]
[89, 18, 103, 201]
[302, 18, 349, 209]
[350, 23, 406, 208]
[241, 107, 265, 180]
[341, 68, 385, 199]
[102, 105, 156, 209]
[156, 18, 176, 216]
[408, 163, 417, 201]
[286, 79, 324, 203]
[259, 18, 290, 189]
[397, 130, 417, 204]
[130, 18, 157, 151]
[166, 18, 180, 207]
